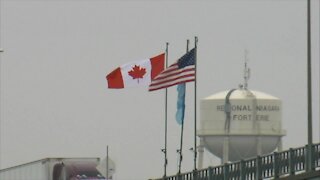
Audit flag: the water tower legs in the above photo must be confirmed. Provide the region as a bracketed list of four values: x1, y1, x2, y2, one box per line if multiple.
[277, 138, 283, 152]
[222, 136, 229, 164]
[198, 138, 204, 169]
[256, 136, 262, 156]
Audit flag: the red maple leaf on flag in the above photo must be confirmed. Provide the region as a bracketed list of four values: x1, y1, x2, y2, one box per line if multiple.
[128, 65, 146, 83]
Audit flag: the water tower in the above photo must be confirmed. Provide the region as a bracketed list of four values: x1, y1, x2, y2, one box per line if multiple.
[197, 55, 286, 166]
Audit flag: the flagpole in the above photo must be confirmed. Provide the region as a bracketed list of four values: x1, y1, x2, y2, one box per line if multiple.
[106, 146, 109, 180]
[306, 0, 313, 172]
[307, 0, 312, 146]
[193, 36, 198, 171]
[318, 1, 320, 142]
[177, 40, 189, 174]
[0, 0, 2, 170]
[163, 42, 169, 178]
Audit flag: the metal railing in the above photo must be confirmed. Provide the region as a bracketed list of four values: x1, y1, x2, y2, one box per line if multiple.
[151, 143, 320, 180]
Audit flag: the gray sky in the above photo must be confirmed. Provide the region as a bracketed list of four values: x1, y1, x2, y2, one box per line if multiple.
[0, 0, 319, 180]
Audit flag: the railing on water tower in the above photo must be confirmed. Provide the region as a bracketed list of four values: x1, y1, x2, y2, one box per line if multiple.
[150, 143, 320, 180]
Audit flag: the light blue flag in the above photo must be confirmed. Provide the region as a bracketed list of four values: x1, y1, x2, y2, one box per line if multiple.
[176, 83, 186, 125]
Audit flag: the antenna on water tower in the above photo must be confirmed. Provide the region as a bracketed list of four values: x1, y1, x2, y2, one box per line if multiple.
[243, 50, 250, 90]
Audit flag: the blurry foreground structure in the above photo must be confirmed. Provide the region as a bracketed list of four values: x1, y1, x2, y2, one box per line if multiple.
[151, 142, 320, 180]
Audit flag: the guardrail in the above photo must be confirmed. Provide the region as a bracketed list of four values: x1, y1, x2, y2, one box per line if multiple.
[151, 143, 320, 180]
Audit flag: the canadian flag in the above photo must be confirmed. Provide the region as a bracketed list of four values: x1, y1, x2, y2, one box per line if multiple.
[106, 53, 165, 89]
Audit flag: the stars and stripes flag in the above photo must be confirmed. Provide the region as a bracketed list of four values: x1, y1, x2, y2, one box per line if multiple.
[149, 48, 196, 91]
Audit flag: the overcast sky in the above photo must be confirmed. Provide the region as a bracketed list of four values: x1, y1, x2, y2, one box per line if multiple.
[0, 0, 319, 180]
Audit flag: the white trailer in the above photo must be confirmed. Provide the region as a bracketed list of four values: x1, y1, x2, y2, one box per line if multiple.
[0, 158, 106, 180]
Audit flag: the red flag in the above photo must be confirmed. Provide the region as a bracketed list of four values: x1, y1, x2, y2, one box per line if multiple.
[106, 53, 165, 89]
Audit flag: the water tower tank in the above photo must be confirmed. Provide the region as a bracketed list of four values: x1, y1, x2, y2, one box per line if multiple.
[198, 88, 286, 163]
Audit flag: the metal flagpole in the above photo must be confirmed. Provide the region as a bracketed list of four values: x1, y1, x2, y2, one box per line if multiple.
[194, 36, 198, 171]
[178, 40, 189, 174]
[307, 0, 313, 172]
[307, 0, 313, 146]
[177, 116, 184, 174]
[0, 0, 3, 170]
[106, 146, 109, 179]
[163, 42, 169, 178]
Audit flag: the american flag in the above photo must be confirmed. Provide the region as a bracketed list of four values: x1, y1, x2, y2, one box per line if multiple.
[149, 48, 196, 91]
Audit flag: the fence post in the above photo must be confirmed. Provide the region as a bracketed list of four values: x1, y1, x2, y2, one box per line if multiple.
[177, 174, 182, 180]
[193, 170, 198, 180]
[208, 167, 213, 180]
[314, 145, 319, 168]
[255, 156, 262, 180]
[273, 152, 279, 179]
[311, 144, 315, 170]
[305, 144, 315, 172]
[223, 163, 229, 180]
[288, 148, 295, 175]
[162, 175, 167, 180]
[240, 160, 245, 180]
